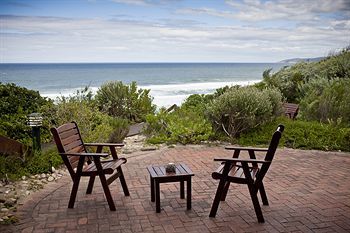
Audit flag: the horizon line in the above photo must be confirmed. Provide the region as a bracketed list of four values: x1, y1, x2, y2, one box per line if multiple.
[0, 61, 286, 64]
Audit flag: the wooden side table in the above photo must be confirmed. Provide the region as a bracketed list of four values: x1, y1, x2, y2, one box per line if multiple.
[147, 163, 194, 213]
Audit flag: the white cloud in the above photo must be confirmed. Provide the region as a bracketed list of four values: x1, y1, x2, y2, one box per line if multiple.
[0, 11, 349, 63]
[110, 0, 149, 6]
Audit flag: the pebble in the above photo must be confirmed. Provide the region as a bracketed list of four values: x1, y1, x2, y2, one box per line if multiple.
[47, 176, 54, 182]
[40, 173, 46, 179]
[1, 208, 8, 212]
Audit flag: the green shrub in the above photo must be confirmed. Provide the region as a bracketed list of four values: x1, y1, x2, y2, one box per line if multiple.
[0, 148, 62, 180]
[0, 83, 54, 145]
[237, 117, 350, 151]
[88, 117, 129, 143]
[300, 79, 350, 125]
[207, 86, 282, 138]
[258, 48, 350, 103]
[51, 98, 100, 139]
[95, 81, 156, 122]
[26, 149, 61, 174]
[145, 106, 213, 145]
[166, 108, 213, 144]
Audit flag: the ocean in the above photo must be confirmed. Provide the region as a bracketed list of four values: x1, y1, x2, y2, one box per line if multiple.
[0, 63, 287, 107]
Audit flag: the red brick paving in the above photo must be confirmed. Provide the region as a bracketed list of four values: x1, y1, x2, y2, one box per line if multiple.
[2, 146, 350, 232]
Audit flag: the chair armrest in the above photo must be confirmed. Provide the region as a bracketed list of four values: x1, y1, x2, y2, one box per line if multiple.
[59, 152, 109, 158]
[214, 158, 270, 164]
[225, 146, 268, 152]
[85, 142, 124, 147]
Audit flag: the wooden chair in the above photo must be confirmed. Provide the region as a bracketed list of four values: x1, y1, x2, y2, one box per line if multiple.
[50, 122, 130, 211]
[209, 125, 284, 223]
[283, 103, 299, 119]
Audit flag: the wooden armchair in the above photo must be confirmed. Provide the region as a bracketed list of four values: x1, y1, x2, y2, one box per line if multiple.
[209, 125, 284, 222]
[50, 122, 129, 211]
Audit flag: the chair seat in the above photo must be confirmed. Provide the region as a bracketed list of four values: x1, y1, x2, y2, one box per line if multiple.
[212, 163, 259, 184]
[82, 158, 127, 176]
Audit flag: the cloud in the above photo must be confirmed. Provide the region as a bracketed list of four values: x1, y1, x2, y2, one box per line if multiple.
[110, 0, 178, 6]
[0, 12, 348, 63]
[110, 0, 149, 6]
[178, 0, 350, 23]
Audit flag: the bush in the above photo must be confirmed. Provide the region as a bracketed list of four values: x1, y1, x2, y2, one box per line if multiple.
[299, 79, 350, 125]
[26, 149, 62, 174]
[0, 148, 62, 180]
[145, 106, 213, 145]
[95, 81, 156, 122]
[50, 96, 101, 140]
[258, 48, 350, 103]
[89, 117, 129, 143]
[0, 83, 53, 145]
[237, 117, 350, 151]
[207, 86, 283, 138]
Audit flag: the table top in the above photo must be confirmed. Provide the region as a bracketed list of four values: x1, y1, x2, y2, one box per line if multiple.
[147, 163, 194, 178]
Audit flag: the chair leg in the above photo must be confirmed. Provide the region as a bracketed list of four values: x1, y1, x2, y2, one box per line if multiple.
[259, 183, 269, 206]
[117, 167, 130, 196]
[94, 159, 116, 211]
[69, 176, 81, 208]
[98, 173, 116, 211]
[209, 178, 227, 217]
[220, 181, 231, 201]
[86, 176, 95, 194]
[68, 156, 84, 209]
[248, 185, 264, 223]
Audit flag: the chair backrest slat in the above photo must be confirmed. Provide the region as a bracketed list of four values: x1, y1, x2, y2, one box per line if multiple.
[256, 125, 284, 183]
[50, 122, 87, 178]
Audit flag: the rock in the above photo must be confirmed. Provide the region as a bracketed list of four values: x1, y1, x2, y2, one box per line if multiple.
[141, 146, 157, 151]
[122, 149, 133, 154]
[4, 198, 17, 207]
[47, 176, 54, 182]
[51, 167, 56, 173]
[0, 194, 5, 203]
[40, 173, 46, 179]
[21, 176, 26, 181]
[25, 191, 30, 196]
[1, 208, 9, 212]
[2, 216, 9, 220]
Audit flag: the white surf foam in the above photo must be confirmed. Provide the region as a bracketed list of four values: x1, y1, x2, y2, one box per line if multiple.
[41, 79, 261, 107]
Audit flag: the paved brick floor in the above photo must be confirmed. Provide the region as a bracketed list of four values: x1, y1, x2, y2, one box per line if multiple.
[2, 146, 350, 232]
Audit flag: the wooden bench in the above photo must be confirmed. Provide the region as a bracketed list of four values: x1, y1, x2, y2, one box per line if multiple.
[283, 103, 299, 119]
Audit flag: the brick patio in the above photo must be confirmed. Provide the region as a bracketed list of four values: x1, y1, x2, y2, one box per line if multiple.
[2, 146, 350, 232]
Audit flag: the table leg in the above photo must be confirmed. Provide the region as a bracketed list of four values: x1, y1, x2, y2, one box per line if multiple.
[155, 180, 160, 213]
[187, 177, 192, 210]
[180, 180, 185, 199]
[150, 176, 155, 202]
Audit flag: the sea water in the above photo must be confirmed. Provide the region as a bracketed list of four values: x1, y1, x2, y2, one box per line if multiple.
[0, 63, 287, 107]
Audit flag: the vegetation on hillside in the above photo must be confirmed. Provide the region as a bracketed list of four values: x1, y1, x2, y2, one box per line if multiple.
[1, 47, 349, 180]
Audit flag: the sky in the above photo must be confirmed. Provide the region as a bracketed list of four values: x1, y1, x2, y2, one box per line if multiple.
[0, 0, 349, 63]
